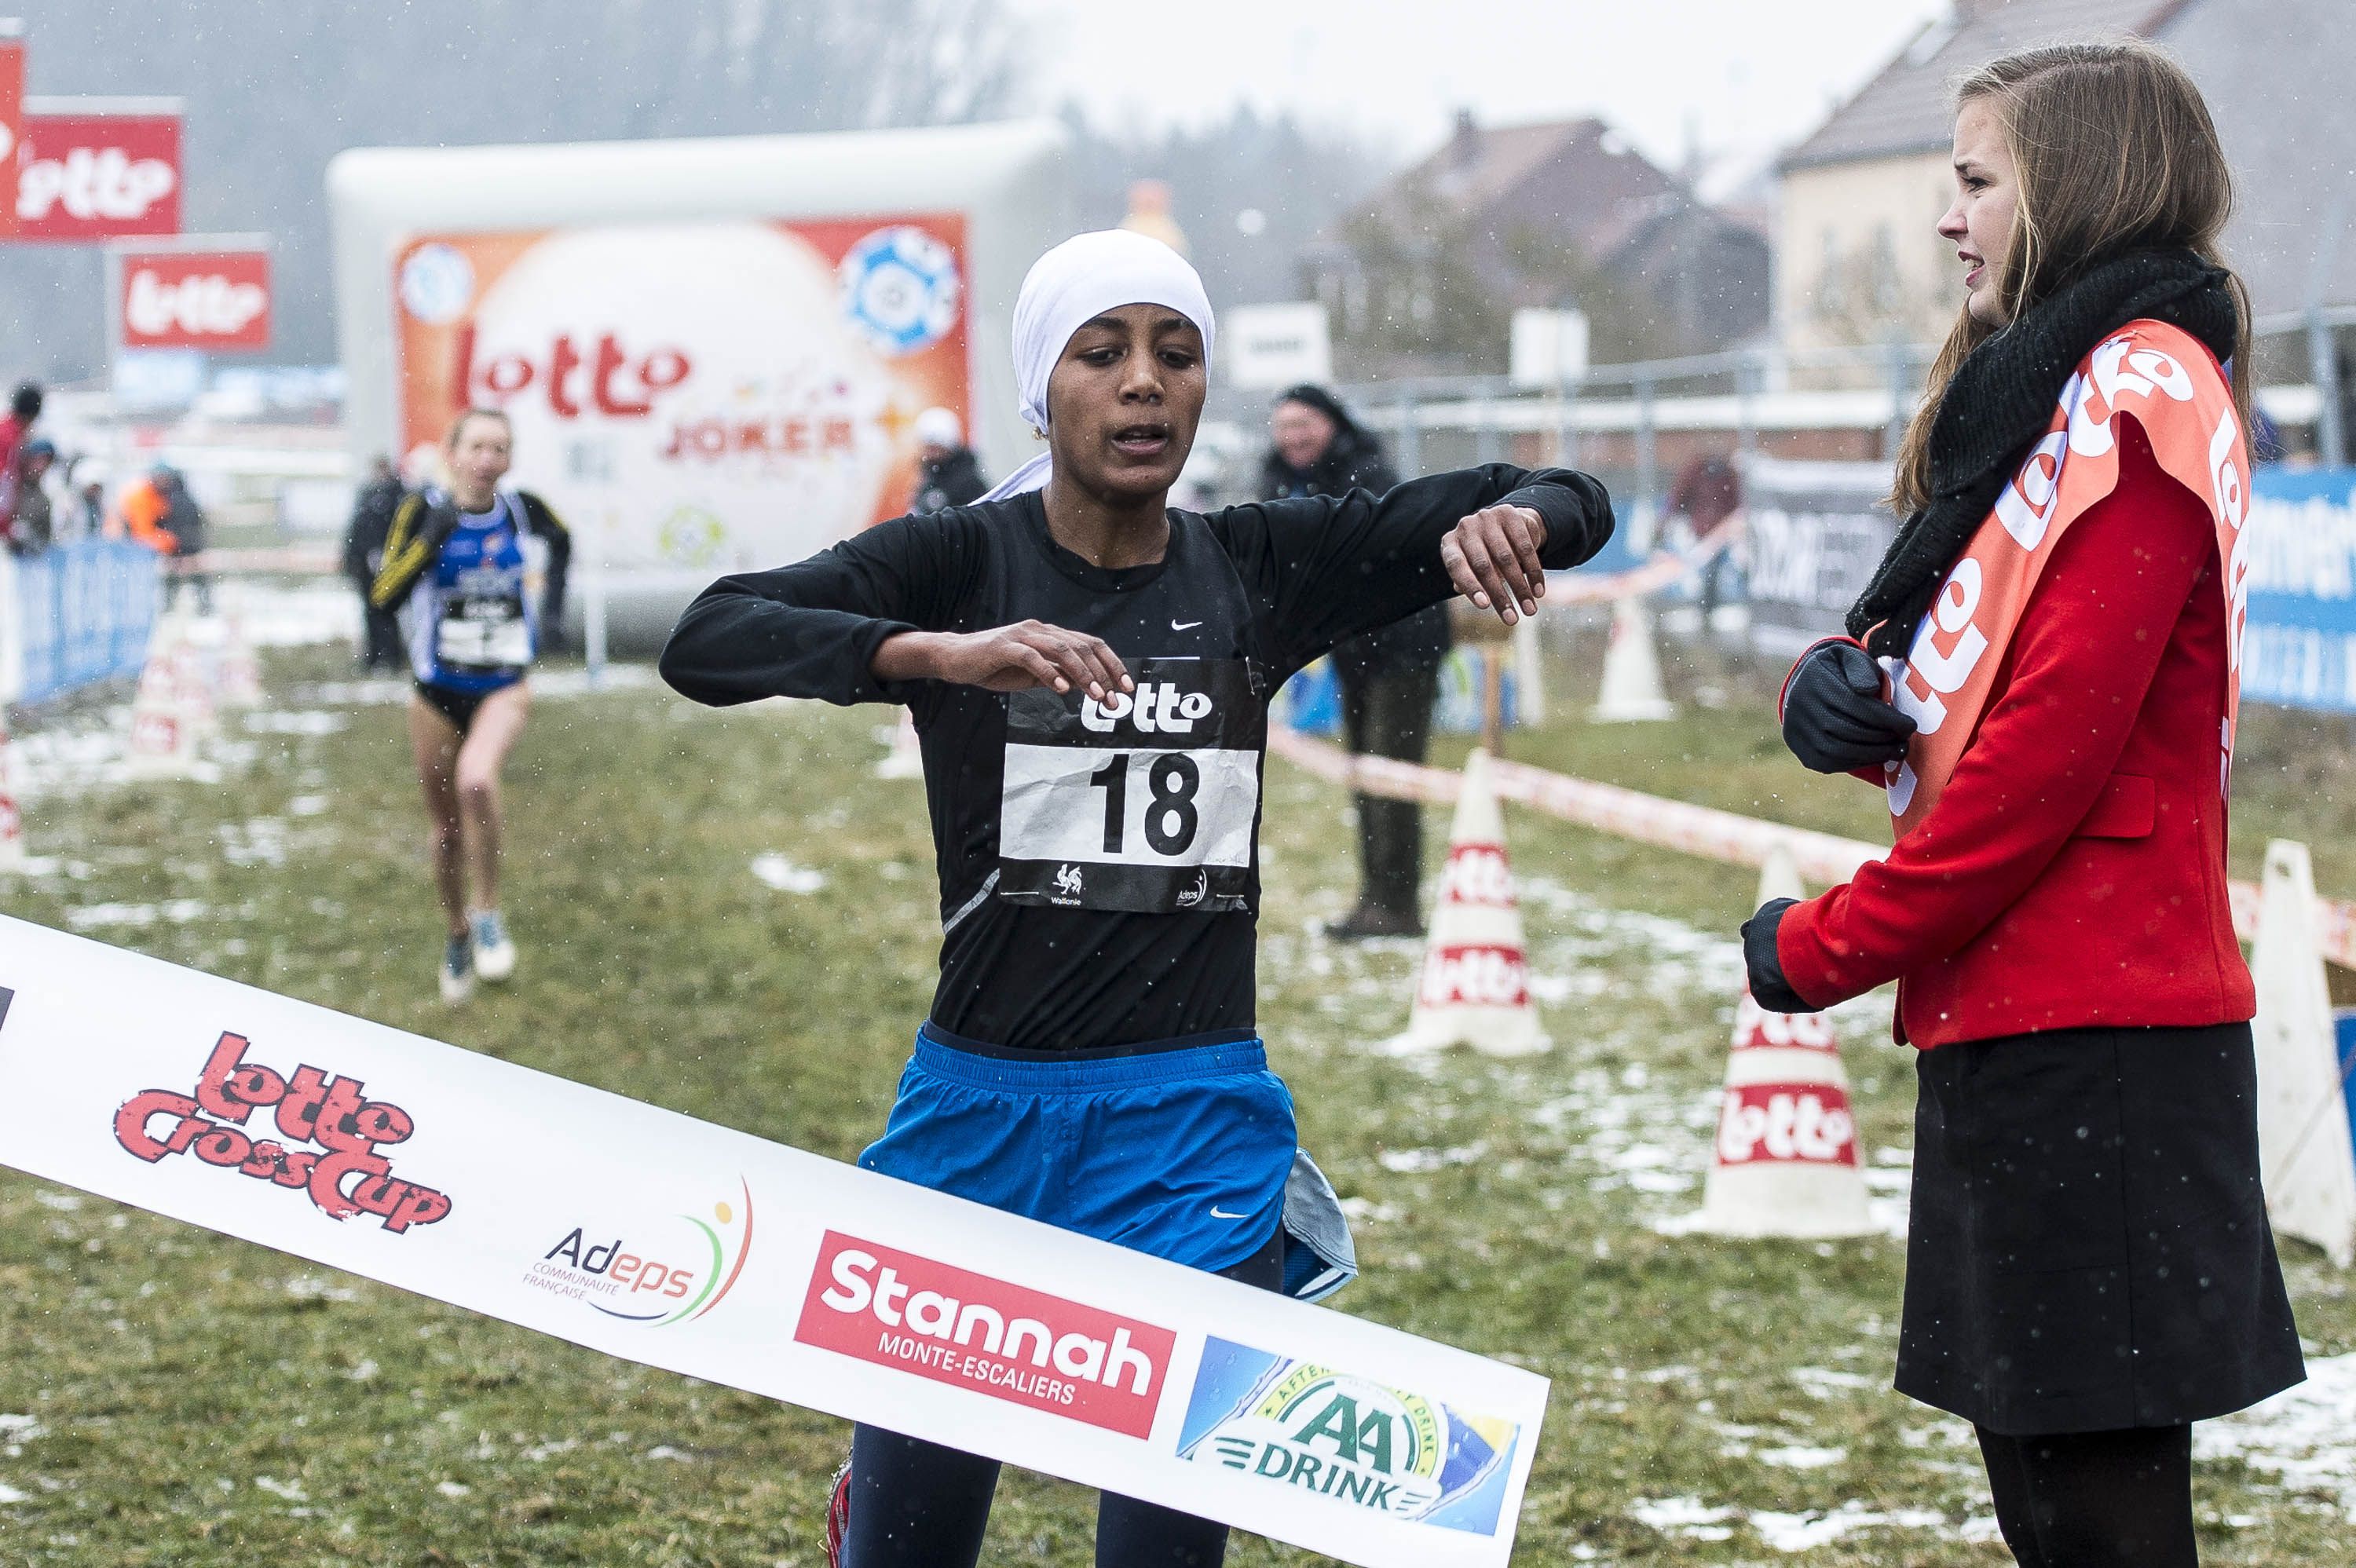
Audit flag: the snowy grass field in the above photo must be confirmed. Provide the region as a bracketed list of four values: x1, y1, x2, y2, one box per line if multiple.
[3, 627, 2355, 1565]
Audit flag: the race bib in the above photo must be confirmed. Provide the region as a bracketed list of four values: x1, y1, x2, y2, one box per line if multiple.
[436, 594, 530, 671]
[999, 659, 1263, 913]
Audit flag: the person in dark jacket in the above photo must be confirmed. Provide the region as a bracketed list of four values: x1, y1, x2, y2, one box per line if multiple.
[907, 407, 988, 514]
[152, 466, 213, 613]
[7, 440, 57, 556]
[1263, 384, 1449, 938]
[345, 455, 408, 669]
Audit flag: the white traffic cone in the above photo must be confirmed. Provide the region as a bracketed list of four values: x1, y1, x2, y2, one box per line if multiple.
[0, 713, 25, 872]
[2252, 839, 2356, 1267]
[126, 612, 207, 779]
[1687, 844, 1875, 1237]
[1590, 596, 1675, 722]
[214, 601, 264, 708]
[1392, 748, 1547, 1055]
[874, 709, 924, 780]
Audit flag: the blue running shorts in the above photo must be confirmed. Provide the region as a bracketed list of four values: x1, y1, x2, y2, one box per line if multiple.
[860, 1025, 1297, 1277]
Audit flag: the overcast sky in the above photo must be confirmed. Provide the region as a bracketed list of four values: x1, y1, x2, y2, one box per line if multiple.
[1003, 0, 1952, 192]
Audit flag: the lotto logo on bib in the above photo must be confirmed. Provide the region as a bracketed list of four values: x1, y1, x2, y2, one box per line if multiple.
[794, 1231, 1174, 1437]
[1176, 1338, 1521, 1536]
[1000, 658, 1264, 914]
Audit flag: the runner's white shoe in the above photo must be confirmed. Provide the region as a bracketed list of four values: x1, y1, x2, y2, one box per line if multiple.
[440, 934, 474, 1003]
[471, 909, 517, 982]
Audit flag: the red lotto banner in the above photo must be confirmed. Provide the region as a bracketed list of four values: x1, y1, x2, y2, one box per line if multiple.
[118, 246, 271, 351]
[16, 104, 181, 240]
[0, 916, 1548, 1568]
[0, 33, 24, 238]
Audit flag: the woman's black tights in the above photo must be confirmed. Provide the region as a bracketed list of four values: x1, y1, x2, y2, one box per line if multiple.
[836, 1232, 1284, 1568]
[1976, 1424, 2197, 1567]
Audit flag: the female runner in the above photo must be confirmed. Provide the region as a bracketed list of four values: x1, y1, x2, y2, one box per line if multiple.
[1747, 41, 2301, 1568]
[372, 408, 570, 1003]
[660, 228, 1613, 1568]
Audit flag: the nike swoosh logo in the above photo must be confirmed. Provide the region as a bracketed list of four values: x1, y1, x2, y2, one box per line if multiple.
[1209, 1205, 1249, 1219]
[1171, 619, 1203, 630]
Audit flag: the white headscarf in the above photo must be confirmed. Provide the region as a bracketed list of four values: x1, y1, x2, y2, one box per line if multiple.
[978, 229, 1216, 503]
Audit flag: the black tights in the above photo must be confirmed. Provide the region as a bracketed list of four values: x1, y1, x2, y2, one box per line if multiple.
[1976, 1424, 2197, 1567]
[839, 1232, 1285, 1568]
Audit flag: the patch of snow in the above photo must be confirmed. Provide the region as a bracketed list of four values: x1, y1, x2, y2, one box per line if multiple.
[1757, 1444, 1847, 1470]
[643, 1445, 693, 1462]
[243, 711, 348, 736]
[287, 795, 330, 816]
[2196, 1351, 2356, 1518]
[750, 854, 826, 894]
[255, 1476, 307, 1502]
[1749, 1503, 1946, 1552]
[284, 1274, 358, 1303]
[0, 1482, 24, 1504]
[66, 900, 207, 930]
[1336, 1197, 1400, 1224]
[32, 1192, 81, 1212]
[1630, 1496, 1735, 1541]
[1790, 1365, 1878, 1400]
[436, 1480, 471, 1499]
[1376, 1143, 1486, 1174]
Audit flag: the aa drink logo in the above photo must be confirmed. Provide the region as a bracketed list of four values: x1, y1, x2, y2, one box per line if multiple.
[112, 1031, 452, 1234]
[794, 1231, 1174, 1438]
[1176, 1338, 1520, 1537]
[525, 1178, 755, 1325]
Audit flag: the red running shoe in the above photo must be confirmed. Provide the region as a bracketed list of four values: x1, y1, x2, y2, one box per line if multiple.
[824, 1457, 853, 1567]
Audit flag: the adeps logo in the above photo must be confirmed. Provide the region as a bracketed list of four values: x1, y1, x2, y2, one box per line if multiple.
[1177, 1338, 1520, 1537]
[522, 1178, 754, 1325]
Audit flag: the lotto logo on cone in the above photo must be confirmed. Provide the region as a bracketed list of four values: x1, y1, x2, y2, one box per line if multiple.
[126, 614, 209, 780]
[1394, 750, 1546, 1056]
[1687, 844, 1874, 1238]
[0, 717, 24, 872]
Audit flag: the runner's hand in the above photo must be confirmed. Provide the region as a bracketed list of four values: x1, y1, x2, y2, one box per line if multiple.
[1443, 504, 1548, 624]
[874, 623, 1132, 701]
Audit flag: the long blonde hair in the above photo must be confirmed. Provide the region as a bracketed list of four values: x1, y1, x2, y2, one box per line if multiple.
[1889, 38, 2252, 515]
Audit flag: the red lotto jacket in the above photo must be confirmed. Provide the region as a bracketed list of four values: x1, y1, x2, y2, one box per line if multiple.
[1775, 415, 2254, 1048]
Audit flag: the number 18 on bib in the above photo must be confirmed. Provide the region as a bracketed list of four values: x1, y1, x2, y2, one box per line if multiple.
[998, 659, 1263, 914]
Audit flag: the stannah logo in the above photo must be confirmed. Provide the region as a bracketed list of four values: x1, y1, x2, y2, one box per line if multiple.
[793, 1231, 1176, 1438]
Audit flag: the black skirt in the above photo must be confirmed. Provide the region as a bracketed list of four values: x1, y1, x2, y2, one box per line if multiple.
[1896, 1022, 2305, 1435]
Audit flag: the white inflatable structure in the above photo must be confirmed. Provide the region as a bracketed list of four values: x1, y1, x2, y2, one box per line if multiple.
[328, 121, 1072, 642]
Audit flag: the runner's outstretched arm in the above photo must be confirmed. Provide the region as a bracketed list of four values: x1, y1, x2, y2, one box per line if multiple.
[1208, 462, 1613, 671]
[658, 514, 986, 707]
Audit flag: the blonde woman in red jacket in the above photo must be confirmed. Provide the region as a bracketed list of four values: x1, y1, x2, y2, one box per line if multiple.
[1746, 42, 2299, 1568]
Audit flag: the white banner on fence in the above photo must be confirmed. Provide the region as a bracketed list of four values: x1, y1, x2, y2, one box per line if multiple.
[0, 916, 1547, 1568]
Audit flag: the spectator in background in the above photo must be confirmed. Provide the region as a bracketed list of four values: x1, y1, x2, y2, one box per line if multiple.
[1262, 383, 1449, 938]
[345, 455, 408, 668]
[7, 440, 57, 555]
[78, 478, 106, 542]
[906, 408, 987, 514]
[0, 382, 43, 540]
[118, 465, 213, 612]
[1665, 451, 1743, 619]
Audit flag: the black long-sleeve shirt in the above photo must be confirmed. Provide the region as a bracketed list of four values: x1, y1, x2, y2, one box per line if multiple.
[661, 464, 1612, 1049]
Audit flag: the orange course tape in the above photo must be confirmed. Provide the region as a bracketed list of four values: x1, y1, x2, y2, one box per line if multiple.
[1268, 727, 2356, 970]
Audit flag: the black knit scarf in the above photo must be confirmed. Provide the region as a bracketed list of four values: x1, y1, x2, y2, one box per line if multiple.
[1846, 249, 2241, 658]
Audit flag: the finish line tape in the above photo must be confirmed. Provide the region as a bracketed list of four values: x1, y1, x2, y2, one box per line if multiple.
[0, 916, 1546, 1568]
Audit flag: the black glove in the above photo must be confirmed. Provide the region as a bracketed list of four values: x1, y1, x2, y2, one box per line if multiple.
[1742, 897, 1813, 1014]
[1781, 640, 1915, 773]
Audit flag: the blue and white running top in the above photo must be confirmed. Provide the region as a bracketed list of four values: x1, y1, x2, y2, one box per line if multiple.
[401, 491, 550, 693]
